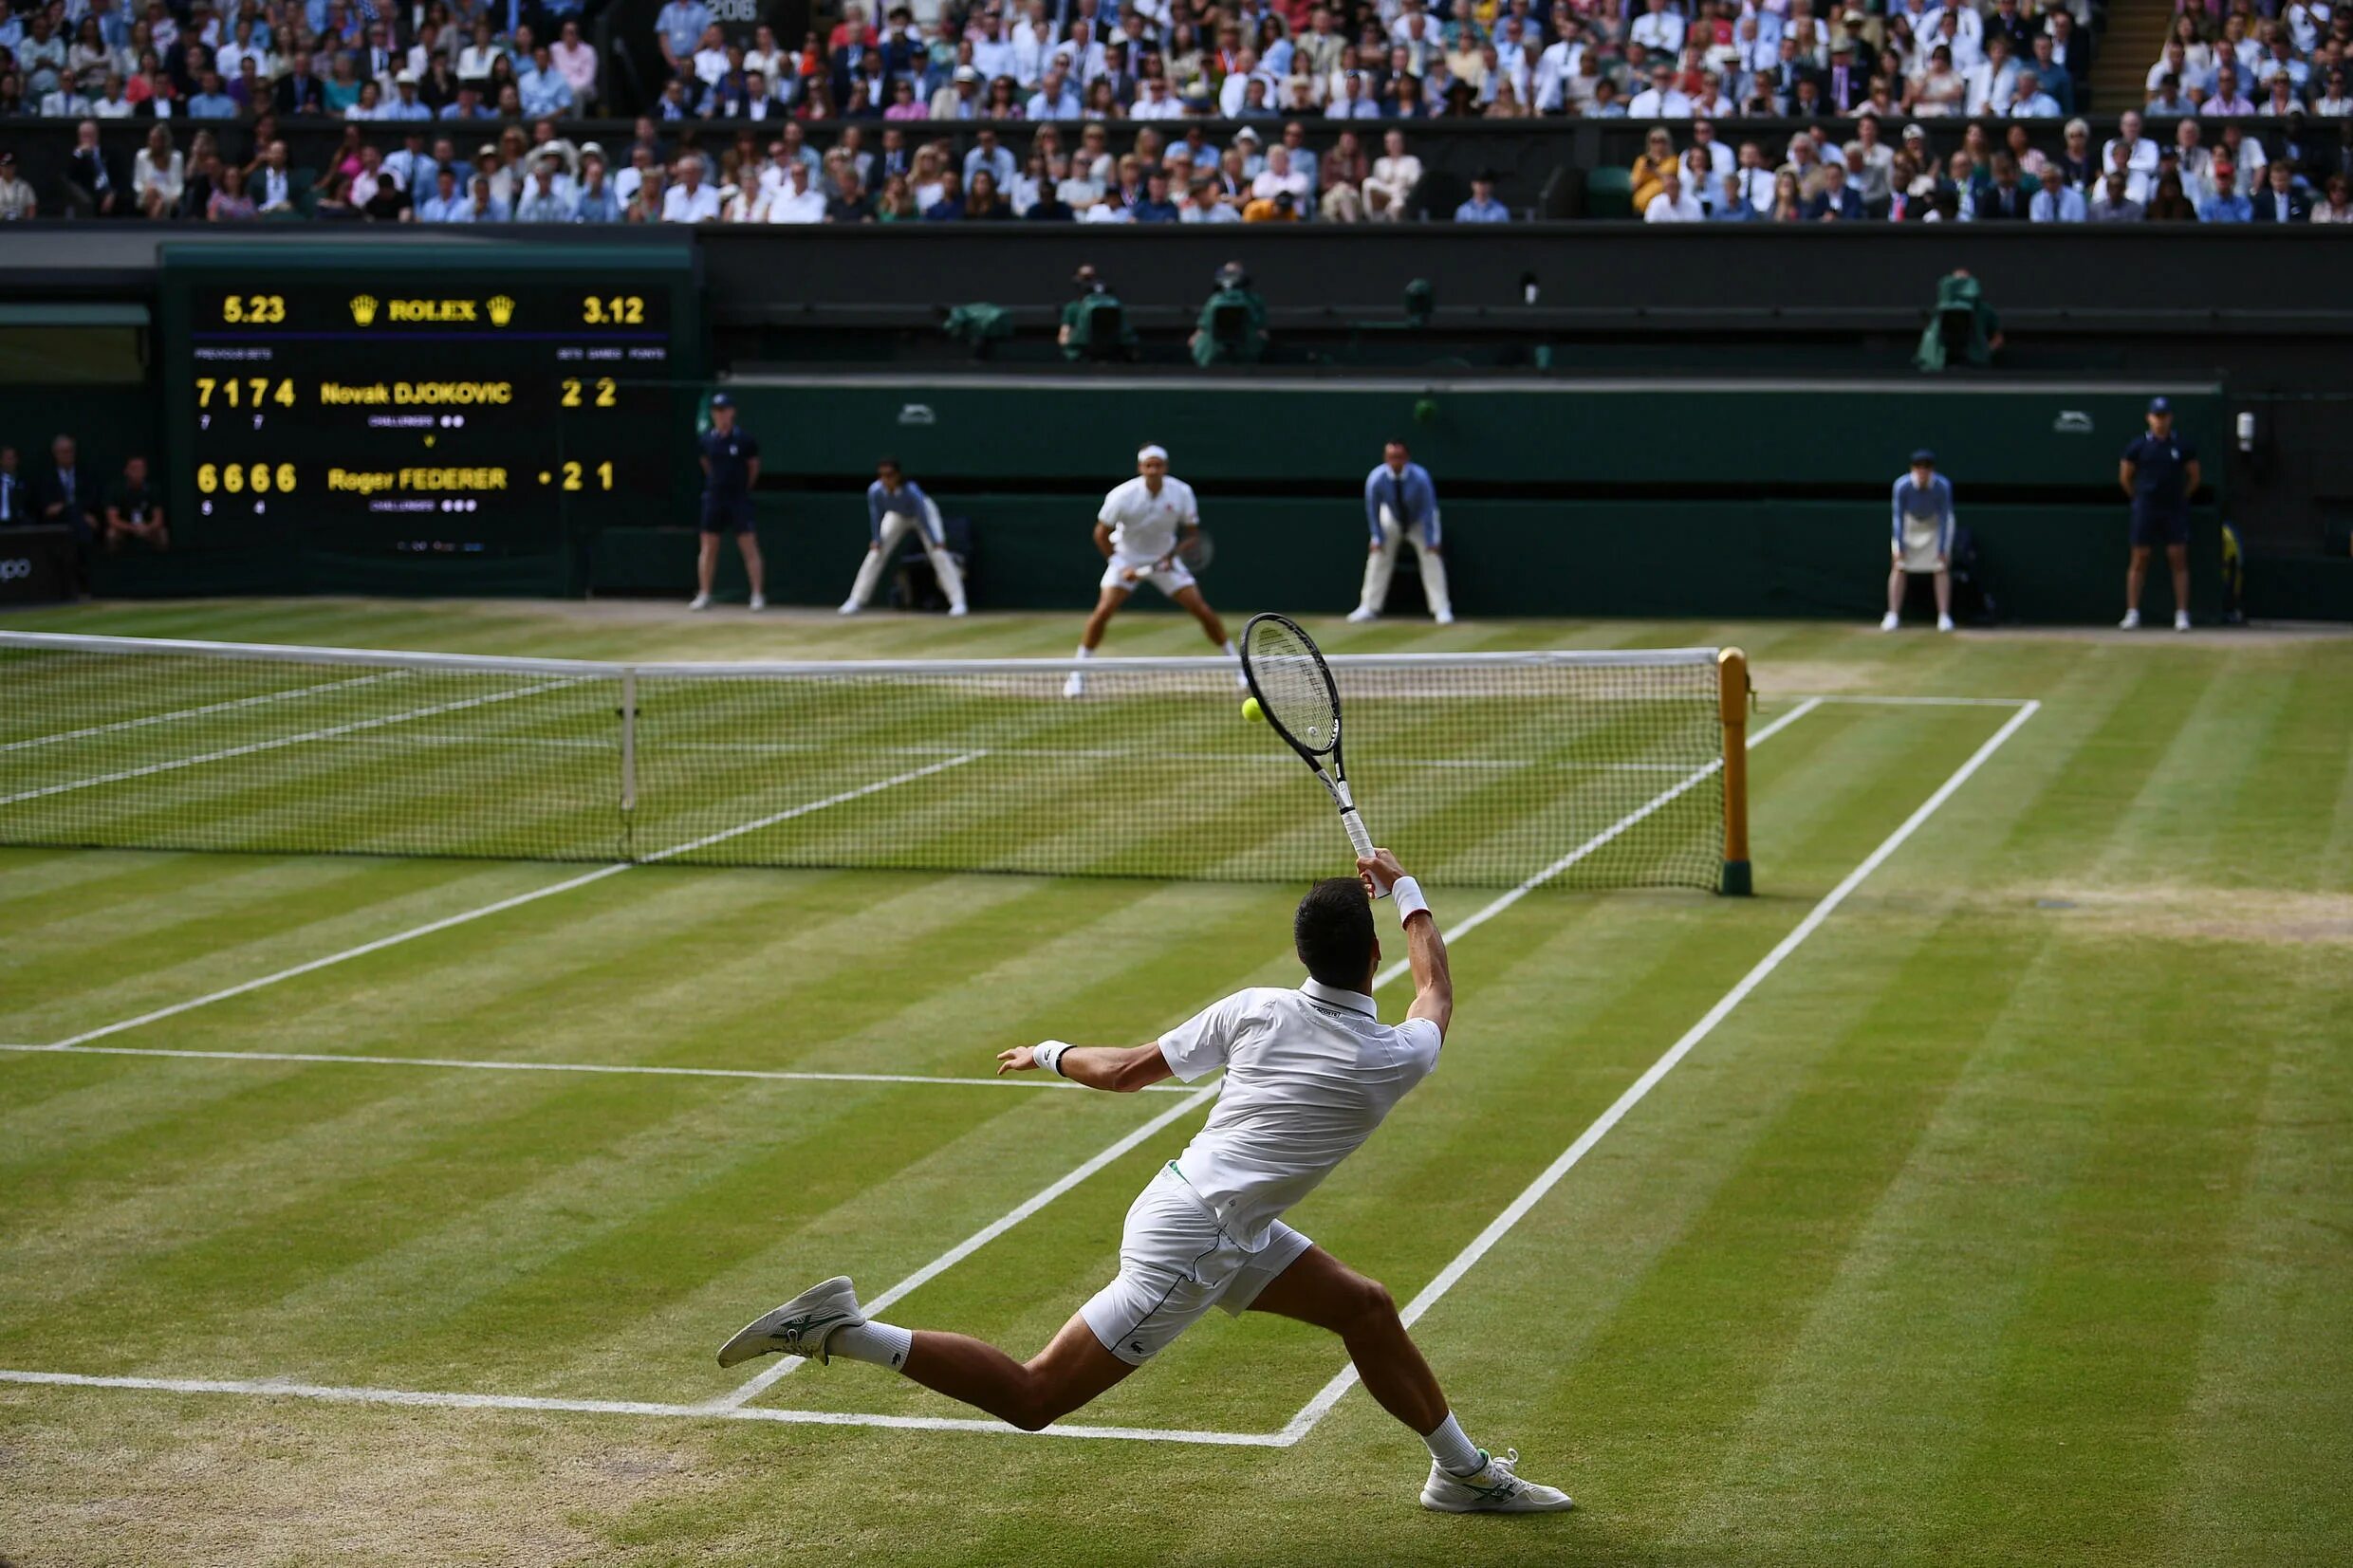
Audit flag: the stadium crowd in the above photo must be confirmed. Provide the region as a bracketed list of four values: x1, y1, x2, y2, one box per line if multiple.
[0, 0, 2346, 222]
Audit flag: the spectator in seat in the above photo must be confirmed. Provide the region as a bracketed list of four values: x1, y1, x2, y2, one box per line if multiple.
[0, 149, 34, 219]
[514, 157, 573, 221]
[62, 120, 120, 217]
[1805, 159, 1865, 218]
[102, 455, 166, 553]
[2311, 174, 2353, 223]
[1363, 127, 1420, 218]
[2145, 170, 2196, 221]
[1978, 152, 2032, 218]
[2087, 170, 2144, 221]
[209, 164, 259, 220]
[572, 149, 621, 223]
[2198, 157, 2251, 220]
[662, 157, 719, 222]
[923, 169, 966, 219]
[964, 168, 1013, 220]
[765, 159, 825, 221]
[1644, 166, 1705, 219]
[2251, 159, 2311, 221]
[1630, 124, 1677, 212]
[1455, 170, 1510, 221]
[133, 125, 182, 218]
[552, 21, 598, 112]
[2202, 64, 2254, 116]
[0, 447, 24, 525]
[2029, 163, 2085, 220]
[37, 434, 98, 547]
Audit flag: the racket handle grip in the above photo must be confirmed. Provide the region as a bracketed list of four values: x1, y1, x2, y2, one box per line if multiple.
[1342, 808, 1375, 861]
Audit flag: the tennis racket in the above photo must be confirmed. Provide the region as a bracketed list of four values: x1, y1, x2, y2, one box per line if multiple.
[1173, 528, 1214, 573]
[1239, 612, 1377, 868]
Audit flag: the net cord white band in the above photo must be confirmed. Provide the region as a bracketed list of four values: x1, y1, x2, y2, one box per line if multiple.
[0, 631, 1719, 681]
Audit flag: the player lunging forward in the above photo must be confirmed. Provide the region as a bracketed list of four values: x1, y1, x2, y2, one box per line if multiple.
[718, 848, 1574, 1515]
[840, 458, 969, 617]
[1065, 444, 1240, 699]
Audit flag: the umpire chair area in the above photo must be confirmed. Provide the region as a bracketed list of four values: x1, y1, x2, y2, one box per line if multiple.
[891, 512, 975, 611]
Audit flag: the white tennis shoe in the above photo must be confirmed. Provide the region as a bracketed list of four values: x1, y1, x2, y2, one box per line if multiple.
[749, 593, 766, 611]
[1879, 611, 1899, 632]
[838, 600, 861, 616]
[1936, 613, 1955, 632]
[2119, 608, 2141, 630]
[1346, 606, 1378, 623]
[1063, 671, 1087, 699]
[690, 593, 712, 612]
[1419, 1448, 1575, 1514]
[1435, 609, 1455, 625]
[2175, 610, 2192, 632]
[950, 603, 969, 617]
[716, 1276, 867, 1368]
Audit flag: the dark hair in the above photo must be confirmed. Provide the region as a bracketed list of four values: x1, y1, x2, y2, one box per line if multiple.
[1294, 877, 1376, 989]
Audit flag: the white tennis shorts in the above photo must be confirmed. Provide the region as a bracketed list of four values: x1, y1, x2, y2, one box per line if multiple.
[1899, 519, 1947, 574]
[1080, 1164, 1313, 1366]
[1101, 553, 1196, 598]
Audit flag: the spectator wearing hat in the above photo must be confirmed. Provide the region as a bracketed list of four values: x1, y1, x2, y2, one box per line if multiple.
[386, 72, 435, 120]
[572, 148, 621, 222]
[2119, 397, 2197, 632]
[514, 157, 574, 221]
[1454, 171, 1510, 221]
[936, 64, 985, 119]
[2197, 158, 2252, 221]
[1882, 449, 1955, 633]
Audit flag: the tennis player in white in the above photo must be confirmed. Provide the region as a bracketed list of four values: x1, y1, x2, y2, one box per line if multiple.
[718, 847, 1574, 1514]
[841, 457, 970, 617]
[1063, 444, 1241, 699]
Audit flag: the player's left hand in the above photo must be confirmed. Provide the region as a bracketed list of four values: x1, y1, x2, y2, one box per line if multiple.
[995, 1046, 1038, 1075]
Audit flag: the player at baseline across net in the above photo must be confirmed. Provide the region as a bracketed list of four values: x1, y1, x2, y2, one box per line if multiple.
[1064, 444, 1244, 699]
[717, 847, 1575, 1515]
[838, 457, 970, 617]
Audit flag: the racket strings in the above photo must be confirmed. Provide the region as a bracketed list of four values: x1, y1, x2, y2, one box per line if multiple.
[1244, 622, 1339, 753]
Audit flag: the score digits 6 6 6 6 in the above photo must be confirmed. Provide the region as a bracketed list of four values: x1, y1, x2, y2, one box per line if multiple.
[197, 462, 299, 495]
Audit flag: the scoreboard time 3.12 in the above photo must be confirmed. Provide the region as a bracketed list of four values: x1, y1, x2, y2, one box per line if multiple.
[159, 244, 702, 591]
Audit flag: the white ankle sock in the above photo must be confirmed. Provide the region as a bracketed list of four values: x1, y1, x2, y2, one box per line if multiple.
[828, 1320, 915, 1372]
[1220, 638, 1238, 658]
[1074, 645, 1094, 660]
[1423, 1411, 1483, 1475]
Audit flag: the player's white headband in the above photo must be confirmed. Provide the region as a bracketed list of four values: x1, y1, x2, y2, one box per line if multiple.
[1137, 445, 1169, 462]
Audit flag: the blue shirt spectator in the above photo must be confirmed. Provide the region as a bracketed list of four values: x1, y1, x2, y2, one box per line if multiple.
[519, 55, 575, 117]
[2030, 177, 2086, 222]
[1454, 176, 1509, 222]
[963, 135, 1016, 190]
[2198, 188, 2252, 223]
[188, 82, 239, 117]
[657, 0, 712, 67]
[417, 177, 472, 221]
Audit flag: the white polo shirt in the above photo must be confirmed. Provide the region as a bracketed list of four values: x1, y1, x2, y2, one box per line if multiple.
[1097, 473, 1198, 563]
[1158, 979, 1444, 1249]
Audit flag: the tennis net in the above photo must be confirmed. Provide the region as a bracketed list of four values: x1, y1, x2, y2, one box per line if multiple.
[0, 632, 1743, 891]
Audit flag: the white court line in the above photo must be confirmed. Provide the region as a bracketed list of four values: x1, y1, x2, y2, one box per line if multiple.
[36, 753, 982, 1050]
[0, 678, 582, 807]
[0, 673, 398, 753]
[0, 1042, 1196, 1093]
[1271, 697, 2042, 1445]
[0, 1370, 1283, 1447]
[711, 699, 1825, 1413]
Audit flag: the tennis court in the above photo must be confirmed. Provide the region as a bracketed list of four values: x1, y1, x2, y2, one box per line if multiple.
[3, 601, 2346, 1568]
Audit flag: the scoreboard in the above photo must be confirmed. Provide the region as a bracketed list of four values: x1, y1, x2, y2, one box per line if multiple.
[159, 244, 701, 591]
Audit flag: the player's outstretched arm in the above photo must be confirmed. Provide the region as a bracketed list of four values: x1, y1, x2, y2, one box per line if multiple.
[996, 1041, 1173, 1093]
[1361, 848, 1450, 1041]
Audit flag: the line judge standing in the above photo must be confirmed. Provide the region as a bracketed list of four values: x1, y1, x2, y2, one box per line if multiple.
[2118, 397, 2197, 632]
[840, 457, 969, 617]
[1881, 448, 1955, 633]
[1348, 440, 1454, 625]
[690, 393, 766, 612]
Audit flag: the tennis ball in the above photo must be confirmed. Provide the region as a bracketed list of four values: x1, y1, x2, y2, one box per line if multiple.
[1241, 695, 1265, 724]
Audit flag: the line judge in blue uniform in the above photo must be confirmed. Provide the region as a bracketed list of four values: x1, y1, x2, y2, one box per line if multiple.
[841, 457, 969, 616]
[1348, 440, 1454, 625]
[690, 393, 767, 612]
[2118, 396, 2199, 632]
[1882, 448, 1956, 633]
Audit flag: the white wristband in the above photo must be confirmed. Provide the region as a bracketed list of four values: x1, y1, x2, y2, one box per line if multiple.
[1033, 1041, 1070, 1078]
[1391, 876, 1430, 925]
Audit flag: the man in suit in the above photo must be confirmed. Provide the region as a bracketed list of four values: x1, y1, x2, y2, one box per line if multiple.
[0, 447, 27, 526]
[36, 434, 98, 547]
[1803, 160, 1866, 219]
[2251, 160, 2312, 223]
[274, 48, 325, 113]
[1823, 39, 1866, 113]
[1977, 153, 2033, 219]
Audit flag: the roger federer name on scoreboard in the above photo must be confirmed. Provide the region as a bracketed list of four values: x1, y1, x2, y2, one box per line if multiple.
[319, 381, 516, 406]
[328, 468, 511, 495]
